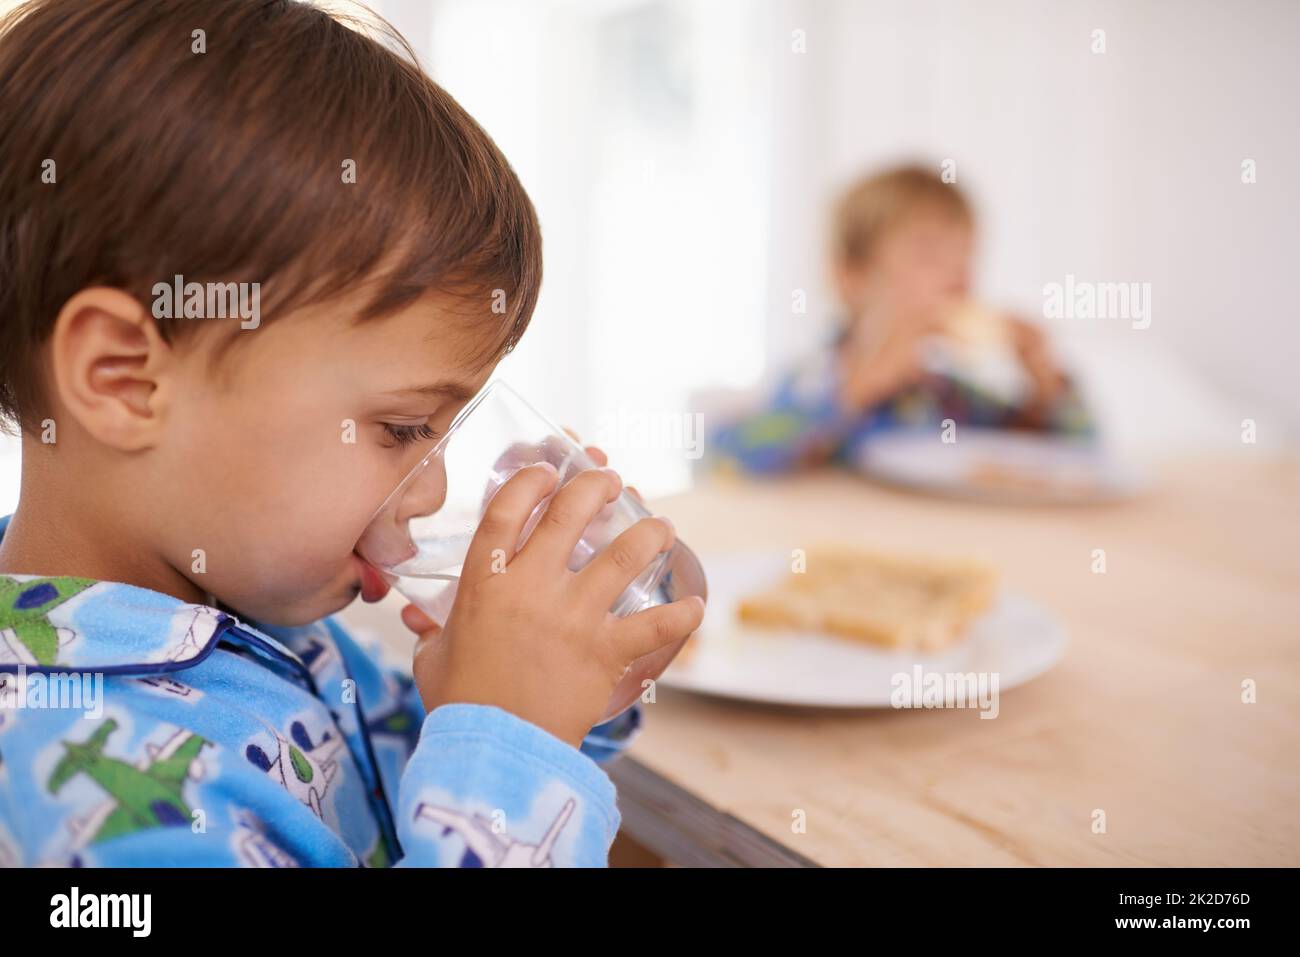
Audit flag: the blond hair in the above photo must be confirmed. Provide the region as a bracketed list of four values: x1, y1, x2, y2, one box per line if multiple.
[831, 164, 973, 267]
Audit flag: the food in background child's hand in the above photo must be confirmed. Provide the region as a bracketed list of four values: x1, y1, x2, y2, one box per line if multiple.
[944, 300, 1011, 352]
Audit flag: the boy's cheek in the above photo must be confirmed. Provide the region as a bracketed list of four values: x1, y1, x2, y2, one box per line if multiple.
[171, 414, 411, 617]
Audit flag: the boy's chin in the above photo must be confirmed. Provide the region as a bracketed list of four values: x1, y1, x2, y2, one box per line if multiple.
[214, 561, 383, 628]
[218, 587, 354, 629]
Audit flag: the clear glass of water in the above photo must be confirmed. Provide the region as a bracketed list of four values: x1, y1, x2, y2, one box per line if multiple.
[355, 380, 707, 721]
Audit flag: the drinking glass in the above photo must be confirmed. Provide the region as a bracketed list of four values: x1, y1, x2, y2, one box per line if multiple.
[355, 380, 707, 721]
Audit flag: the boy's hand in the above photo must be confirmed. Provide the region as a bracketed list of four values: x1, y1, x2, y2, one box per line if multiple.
[406, 460, 703, 750]
[399, 431, 646, 631]
[837, 315, 937, 413]
[1007, 316, 1068, 413]
[398, 431, 642, 631]
[563, 429, 647, 505]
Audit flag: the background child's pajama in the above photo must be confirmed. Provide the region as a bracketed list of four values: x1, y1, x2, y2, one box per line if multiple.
[708, 336, 1094, 475]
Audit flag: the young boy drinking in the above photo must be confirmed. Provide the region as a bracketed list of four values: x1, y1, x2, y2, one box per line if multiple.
[709, 165, 1093, 474]
[0, 0, 703, 867]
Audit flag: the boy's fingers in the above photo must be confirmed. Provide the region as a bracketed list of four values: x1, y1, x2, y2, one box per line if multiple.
[401, 603, 438, 635]
[614, 595, 706, 661]
[560, 425, 608, 467]
[577, 516, 675, 609]
[522, 467, 622, 568]
[461, 462, 559, 584]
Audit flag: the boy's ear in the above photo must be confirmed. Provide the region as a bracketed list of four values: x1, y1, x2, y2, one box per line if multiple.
[50, 287, 176, 451]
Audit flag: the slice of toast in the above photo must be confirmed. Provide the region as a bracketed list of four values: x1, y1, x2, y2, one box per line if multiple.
[944, 301, 1011, 351]
[737, 546, 998, 651]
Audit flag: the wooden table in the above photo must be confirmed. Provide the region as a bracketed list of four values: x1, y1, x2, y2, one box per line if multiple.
[610, 453, 1300, 866]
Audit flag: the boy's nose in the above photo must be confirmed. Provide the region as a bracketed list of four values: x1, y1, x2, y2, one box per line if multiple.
[356, 452, 450, 571]
[395, 451, 449, 524]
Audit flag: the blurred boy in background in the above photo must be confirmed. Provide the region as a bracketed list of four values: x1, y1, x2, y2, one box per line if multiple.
[709, 165, 1092, 475]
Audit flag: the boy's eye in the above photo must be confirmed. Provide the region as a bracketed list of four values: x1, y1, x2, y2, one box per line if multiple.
[380, 422, 440, 448]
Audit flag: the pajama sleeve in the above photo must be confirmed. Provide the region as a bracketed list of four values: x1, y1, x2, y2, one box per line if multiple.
[328, 611, 642, 867]
[393, 703, 623, 867]
[708, 349, 859, 475]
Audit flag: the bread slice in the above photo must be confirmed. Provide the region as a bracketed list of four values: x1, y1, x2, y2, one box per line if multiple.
[944, 301, 1011, 351]
[737, 546, 998, 651]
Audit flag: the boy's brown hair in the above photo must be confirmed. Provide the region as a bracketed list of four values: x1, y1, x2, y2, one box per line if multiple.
[0, 0, 541, 435]
[831, 164, 972, 267]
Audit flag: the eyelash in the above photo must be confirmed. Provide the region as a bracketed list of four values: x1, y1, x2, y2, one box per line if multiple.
[381, 422, 440, 448]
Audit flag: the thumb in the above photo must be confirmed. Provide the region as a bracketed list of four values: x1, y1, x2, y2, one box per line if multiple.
[401, 603, 439, 636]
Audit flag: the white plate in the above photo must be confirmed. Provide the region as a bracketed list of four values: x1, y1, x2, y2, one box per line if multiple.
[854, 429, 1146, 505]
[659, 551, 1067, 708]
